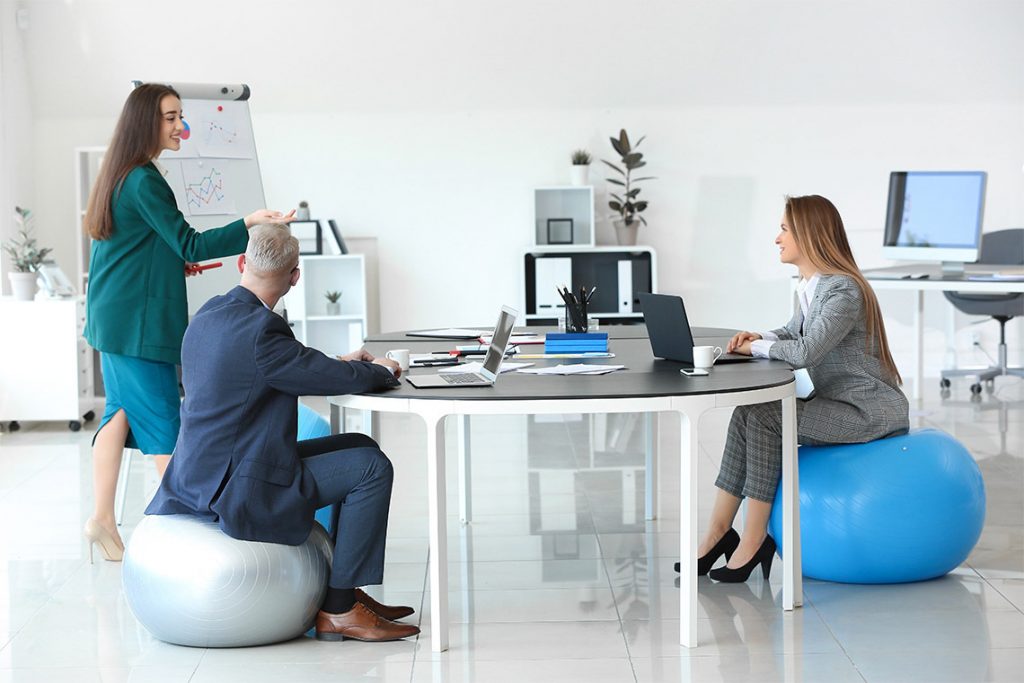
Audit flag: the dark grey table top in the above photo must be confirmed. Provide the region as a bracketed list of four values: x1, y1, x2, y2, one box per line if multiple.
[365, 324, 739, 343]
[360, 337, 794, 401]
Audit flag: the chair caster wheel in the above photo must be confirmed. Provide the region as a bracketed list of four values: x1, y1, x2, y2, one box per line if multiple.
[69, 421, 82, 432]
[8, 421, 20, 432]
[83, 410, 96, 422]
[939, 378, 951, 389]
[970, 383, 982, 395]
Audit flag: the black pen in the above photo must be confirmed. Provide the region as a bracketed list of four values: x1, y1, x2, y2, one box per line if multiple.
[585, 286, 596, 303]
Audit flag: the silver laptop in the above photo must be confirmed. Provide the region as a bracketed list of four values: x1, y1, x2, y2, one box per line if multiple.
[406, 306, 519, 388]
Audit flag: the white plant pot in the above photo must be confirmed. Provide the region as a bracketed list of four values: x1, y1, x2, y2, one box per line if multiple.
[613, 219, 640, 246]
[570, 165, 590, 187]
[326, 301, 341, 316]
[8, 271, 39, 301]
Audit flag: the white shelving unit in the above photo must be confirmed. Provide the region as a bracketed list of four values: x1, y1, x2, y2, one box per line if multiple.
[75, 147, 106, 295]
[283, 254, 368, 357]
[522, 245, 657, 325]
[0, 297, 96, 431]
[534, 186, 595, 247]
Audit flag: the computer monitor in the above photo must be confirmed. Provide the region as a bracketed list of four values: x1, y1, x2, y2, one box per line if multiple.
[882, 171, 987, 273]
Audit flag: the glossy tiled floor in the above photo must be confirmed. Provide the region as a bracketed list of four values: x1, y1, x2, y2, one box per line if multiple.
[0, 378, 1021, 682]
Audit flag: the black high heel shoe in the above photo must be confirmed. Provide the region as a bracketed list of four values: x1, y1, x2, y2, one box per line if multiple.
[673, 528, 741, 575]
[708, 535, 776, 583]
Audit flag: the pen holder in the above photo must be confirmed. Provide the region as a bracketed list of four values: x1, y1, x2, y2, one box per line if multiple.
[561, 307, 598, 333]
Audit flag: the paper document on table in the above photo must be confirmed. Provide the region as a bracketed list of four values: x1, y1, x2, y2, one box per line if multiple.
[519, 364, 625, 376]
[438, 361, 533, 374]
[479, 334, 545, 345]
[407, 328, 486, 339]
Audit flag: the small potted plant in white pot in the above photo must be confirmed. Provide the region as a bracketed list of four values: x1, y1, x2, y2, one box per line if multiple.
[602, 130, 655, 246]
[325, 290, 342, 316]
[570, 149, 592, 186]
[3, 207, 52, 301]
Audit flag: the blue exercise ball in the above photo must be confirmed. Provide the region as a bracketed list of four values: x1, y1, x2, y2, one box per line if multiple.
[297, 405, 335, 531]
[123, 514, 332, 647]
[297, 404, 331, 441]
[769, 429, 985, 584]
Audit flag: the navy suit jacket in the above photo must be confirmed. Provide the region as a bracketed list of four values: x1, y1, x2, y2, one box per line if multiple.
[146, 285, 399, 544]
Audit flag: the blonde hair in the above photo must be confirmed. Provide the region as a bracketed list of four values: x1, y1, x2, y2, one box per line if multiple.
[245, 223, 298, 274]
[785, 195, 902, 385]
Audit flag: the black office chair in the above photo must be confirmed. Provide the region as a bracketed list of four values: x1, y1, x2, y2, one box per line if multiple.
[940, 229, 1024, 395]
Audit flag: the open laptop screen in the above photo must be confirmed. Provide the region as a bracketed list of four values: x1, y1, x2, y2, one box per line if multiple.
[482, 307, 517, 375]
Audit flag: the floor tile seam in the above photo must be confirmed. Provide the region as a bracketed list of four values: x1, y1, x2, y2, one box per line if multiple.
[805, 595, 869, 683]
[409, 549, 431, 673]
[186, 647, 209, 682]
[975, 567, 1024, 617]
[0, 556, 87, 648]
[560, 417, 636, 674]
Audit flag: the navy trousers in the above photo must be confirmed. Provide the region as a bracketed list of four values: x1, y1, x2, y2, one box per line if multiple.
[299, 433, 393, 589]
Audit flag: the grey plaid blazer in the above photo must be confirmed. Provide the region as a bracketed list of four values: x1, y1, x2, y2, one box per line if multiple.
[767, 274, 909, 444]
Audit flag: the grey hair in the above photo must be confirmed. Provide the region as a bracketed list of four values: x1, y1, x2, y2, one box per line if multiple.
[244, 223, 299, 274]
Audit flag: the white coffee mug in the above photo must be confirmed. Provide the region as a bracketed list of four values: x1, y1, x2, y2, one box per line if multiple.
[693, 345, 723, 369]
[386, 349, 410, 371]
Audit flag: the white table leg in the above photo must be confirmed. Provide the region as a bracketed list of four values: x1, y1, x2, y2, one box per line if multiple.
[424, 411, 450, 652]
[781, 394, 803, 610]
[363, 410, 381, 441]
[912, 289, 924, 401]
[644, 412, 658, 521]
[458, 415, 472, 523]
[678, 410, 699, 647]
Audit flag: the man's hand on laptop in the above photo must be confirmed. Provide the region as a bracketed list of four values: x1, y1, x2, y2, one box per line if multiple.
[727, 331, 762, 355]
[335, 349, 402, 377]
[373, 357, 401, 378]
[337, 349, 375, 363]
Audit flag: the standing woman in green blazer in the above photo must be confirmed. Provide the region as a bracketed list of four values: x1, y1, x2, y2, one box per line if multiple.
[82, 83, 293, 561]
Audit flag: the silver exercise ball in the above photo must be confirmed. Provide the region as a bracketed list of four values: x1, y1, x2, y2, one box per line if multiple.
[123, 514, 332, 648]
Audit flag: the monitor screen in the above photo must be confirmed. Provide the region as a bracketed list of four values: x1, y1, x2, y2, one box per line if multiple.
[882, 171, 986, 263]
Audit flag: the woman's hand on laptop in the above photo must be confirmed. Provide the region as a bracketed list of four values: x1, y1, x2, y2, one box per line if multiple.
[727, 331, 762, 354]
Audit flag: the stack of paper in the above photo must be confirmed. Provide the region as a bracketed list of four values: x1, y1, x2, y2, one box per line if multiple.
[519, 364, 625, 376]
[439, 361, 534, 374]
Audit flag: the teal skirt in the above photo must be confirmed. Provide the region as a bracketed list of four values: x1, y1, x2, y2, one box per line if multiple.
[95, 353, 181, 455]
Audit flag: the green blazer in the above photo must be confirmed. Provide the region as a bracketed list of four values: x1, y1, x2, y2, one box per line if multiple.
[85, 162, 249, 365]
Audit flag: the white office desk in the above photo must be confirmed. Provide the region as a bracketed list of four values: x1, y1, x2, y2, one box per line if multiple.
[328, 336, 802, 653]
[862, 265, 1024, 400]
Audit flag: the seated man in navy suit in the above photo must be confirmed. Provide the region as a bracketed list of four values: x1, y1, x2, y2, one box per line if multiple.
[147, 223, 418, 642]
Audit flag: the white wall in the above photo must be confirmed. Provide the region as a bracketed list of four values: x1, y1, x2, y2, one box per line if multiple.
[0, 0, 35, 292]
[12, 0, 1024, 388]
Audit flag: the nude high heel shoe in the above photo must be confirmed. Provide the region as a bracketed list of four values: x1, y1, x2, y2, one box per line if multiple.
[84, 519, 124, 563]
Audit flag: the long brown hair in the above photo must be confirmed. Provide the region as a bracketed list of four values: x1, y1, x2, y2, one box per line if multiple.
[785, 195, 902, 385]
[84, 83, 180, 240]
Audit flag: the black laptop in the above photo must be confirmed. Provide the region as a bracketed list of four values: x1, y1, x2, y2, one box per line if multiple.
[638, 293, 755, 365]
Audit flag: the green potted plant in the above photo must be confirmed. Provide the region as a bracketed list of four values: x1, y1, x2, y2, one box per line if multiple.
[570, 149, 592, 187]
[325, 290, 342, 316]
[3, 207, 52, 301]
[602, 129, 655, 246]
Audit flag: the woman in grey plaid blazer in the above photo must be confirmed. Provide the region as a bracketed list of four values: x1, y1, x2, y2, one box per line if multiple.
[693, 195, 909, 583]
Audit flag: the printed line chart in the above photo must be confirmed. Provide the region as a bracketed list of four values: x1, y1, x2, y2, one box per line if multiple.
[181, 162, 236, 216]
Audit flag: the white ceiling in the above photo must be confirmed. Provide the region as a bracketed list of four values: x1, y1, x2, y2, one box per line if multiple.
[15, 0, 1024, 118]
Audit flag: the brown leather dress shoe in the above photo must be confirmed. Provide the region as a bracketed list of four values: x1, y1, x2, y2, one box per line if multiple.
[355, 588, 415, 621]
[315, 603, 420, 642]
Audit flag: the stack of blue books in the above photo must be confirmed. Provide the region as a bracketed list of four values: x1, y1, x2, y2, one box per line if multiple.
[544, 332, 609, 354]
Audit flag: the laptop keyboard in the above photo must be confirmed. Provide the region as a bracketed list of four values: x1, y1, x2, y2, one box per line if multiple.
[441, 373, 485, 384]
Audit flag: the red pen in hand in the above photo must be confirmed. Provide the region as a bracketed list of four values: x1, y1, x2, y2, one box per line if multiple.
[186, 261, 223, 273]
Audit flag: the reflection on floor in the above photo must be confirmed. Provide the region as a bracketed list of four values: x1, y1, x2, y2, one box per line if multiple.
[0, 378, 1021, 682]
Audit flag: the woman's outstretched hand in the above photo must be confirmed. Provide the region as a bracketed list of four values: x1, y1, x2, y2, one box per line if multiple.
[244, 209, 297, 228]
[727, 331, 762, 355]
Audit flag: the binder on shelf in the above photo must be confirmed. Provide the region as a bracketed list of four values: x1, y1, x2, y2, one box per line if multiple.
[617, 260, 633, 314]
